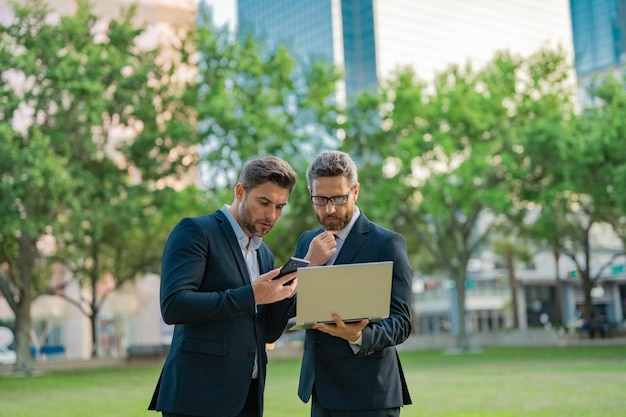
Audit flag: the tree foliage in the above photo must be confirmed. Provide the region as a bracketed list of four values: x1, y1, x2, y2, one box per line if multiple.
[0, 0, 340, 371]
[555, 72, 626, 319]
[194, 0, 341, 264]
[342, 47, 577, 349]
[0, 0, 198, 369]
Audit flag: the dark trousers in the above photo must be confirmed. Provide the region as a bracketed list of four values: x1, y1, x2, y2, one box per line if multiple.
[163, 379, 260, 417]
[311, 392, 400, 417]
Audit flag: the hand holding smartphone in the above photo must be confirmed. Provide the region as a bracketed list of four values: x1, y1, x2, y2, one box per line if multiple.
[274, 256, 309, 285]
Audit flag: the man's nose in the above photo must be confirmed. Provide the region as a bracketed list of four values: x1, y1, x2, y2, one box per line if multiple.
[267, 207, 279, 220]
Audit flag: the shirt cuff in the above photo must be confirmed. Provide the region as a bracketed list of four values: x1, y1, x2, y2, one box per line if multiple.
[349, 334, 363, 354]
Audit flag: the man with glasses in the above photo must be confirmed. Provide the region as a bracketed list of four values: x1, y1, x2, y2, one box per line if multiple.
[294, 150, 413, 417]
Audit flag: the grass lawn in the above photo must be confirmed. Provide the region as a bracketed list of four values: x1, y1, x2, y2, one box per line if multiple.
[0, 344, 624, 417]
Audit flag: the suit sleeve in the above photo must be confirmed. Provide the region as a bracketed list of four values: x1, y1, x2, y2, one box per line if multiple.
[259, 297, 297, 343]
[160, 217, 256, 325]
[357, 232, 413, 356]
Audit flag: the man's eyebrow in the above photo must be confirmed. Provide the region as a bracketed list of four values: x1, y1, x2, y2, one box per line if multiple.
[256, 195, 287, 205]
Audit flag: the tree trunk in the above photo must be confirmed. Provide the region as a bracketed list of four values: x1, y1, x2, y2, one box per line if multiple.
[552, 248, 564, 327]
[13, 297, 33, 374]
[90, 310, 98, 358]
[90, 244, 99, 359]
[14, 231, 36, 374]
[581, 269, 594, 319]
[581, 224, 594, 320]
[454, 273, 469, 351]
[505, 248, 519, 329]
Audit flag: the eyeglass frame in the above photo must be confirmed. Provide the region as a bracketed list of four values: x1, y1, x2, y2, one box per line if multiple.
[310, 185, 356, 206]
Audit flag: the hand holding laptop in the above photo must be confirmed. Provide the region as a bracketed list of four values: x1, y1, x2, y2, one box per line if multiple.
[312, 314, 369, 343]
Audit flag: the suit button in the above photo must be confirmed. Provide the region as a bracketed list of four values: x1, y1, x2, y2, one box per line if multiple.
[248, 351, 255, 358]
[314, 340, 321, 345]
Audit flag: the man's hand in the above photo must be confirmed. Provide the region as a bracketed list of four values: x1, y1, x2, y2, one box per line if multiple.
[251, 268, 297, 305]
[312, 314, 368, 343]
[304, 230, 337, 266]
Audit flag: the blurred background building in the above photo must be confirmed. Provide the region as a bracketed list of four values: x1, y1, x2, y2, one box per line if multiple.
[0, 0, 195, 25]
[570, 0, 626, 106]
[570, 0, 626, 77]
[236, 0, 574, 99]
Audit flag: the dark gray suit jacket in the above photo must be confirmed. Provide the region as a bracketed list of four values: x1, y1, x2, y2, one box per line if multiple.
[149, 210, 295, 417]
[295, 212, 413, 410]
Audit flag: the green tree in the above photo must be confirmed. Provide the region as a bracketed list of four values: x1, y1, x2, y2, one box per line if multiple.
[491, 232, 533, 329]
[526, 199, 579, 328]
[558, 73, 626, 321]
[512, 72, 580, 329]
[590, 73, 626, 248]
[342, 47, 575, 350]
[194, 0, 341, 263]
[0, 0, 198, 370]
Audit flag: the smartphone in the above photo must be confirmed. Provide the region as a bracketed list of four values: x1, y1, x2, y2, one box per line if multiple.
[274, 256, 309, 285]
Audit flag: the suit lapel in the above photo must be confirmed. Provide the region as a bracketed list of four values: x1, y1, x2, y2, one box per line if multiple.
[215, 210, 252, 285]
[256, 247, 272, 273]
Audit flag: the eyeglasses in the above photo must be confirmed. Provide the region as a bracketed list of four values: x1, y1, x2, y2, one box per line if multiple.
[310, 186, 355, 206]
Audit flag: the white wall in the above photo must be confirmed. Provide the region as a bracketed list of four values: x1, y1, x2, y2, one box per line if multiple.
[374, 0, 574, 82]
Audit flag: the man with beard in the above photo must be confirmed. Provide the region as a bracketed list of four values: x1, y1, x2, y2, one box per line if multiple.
[149, 156, 298, 417]
[294, 150, 413, 417]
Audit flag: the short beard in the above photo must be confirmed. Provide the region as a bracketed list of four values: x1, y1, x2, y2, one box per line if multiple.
[238, 195, 267, 237]
[316, 210, 352, 231]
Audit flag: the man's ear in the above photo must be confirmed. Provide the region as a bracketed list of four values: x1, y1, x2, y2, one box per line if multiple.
[235, 183, 246, 202]
[353, 183, 360, 201]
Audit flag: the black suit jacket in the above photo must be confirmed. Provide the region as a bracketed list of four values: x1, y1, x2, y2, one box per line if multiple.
[149, 210, 295, 417]
[295, 212, 413, 410]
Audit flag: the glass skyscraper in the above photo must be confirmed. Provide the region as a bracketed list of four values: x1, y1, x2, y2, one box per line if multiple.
[237, 0, 573, 98]
[570, 0, 626, 75]
[238, 0, 378, 98]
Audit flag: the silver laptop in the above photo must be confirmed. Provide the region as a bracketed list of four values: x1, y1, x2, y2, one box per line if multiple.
[289, 261, 393, 331]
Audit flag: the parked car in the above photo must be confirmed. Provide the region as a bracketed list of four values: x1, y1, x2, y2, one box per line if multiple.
[0, 346, 16, 365]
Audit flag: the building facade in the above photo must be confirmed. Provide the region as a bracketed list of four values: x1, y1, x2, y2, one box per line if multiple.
[569, 0, 626, 107]
[414, 247, 626, 336]
[570, 0, 626, 76]
[238, 0, 574, 98]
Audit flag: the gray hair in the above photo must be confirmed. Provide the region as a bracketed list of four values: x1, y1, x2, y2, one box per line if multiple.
[306, 150, 358, 188]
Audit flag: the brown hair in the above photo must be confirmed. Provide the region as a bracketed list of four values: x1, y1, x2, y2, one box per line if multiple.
[239, 156, 297, 193]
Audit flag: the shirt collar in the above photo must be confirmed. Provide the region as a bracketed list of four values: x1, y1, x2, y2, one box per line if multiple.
[334, 206, 361, 241]
[221, 205, 262, 251]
